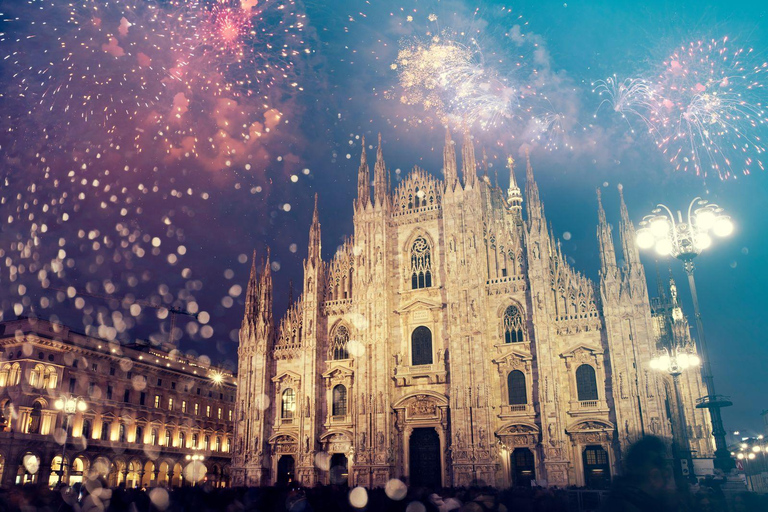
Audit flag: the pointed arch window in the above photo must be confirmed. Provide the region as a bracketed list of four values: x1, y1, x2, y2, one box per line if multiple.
[411, 326, 433, 366]
[179, 431, 186, 448]
[330, 325, 350, 360]
[576, 364, 599, 401]
[165, 429, 172, 447]
[507, 370, 527, 405]
[281, 388, 295, 419]
[332, 384, 347, 417]
[503, 305, 525, 343]
[410, 237, 433, 289]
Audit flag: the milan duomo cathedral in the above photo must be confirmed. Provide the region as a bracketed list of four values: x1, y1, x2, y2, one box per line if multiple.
[231, 130, 713, 489]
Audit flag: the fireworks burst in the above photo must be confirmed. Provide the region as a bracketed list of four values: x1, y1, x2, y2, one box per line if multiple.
[655, 38, 767, 178]
[598, 38, 767, 179]
[0, 0, 310, 345]
[1, 0, 307, 164]
[593, 76, 660, 135]
[393, 35, 517, 128]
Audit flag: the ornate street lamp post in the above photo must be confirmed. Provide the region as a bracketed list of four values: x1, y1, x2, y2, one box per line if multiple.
[636, 197, 735, 472]
[54, 396, 87, 485]
[650, 347, 701, 484]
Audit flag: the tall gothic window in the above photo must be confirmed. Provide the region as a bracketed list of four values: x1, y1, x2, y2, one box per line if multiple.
[410, 237, 433, 289]
[28, 402, 42, 434]
[281, 388, 296, 419]
[576, 364, 599, 401]
[507, 370, 527, 405]
[503, 305, 525, 343]
[330, 325, 350, 360]
[82, 419, 92, 439]
[179, 431, 186, 448]
[119, 424, 126, 443]
[411, 326, 433, 366]
[332, 384, 347, 417]
[135, 425, 143, 444]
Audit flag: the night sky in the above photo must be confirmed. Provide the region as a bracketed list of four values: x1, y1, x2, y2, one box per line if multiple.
[1, 0, 767, 436]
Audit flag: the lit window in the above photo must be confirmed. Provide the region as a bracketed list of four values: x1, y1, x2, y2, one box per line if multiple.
[206, 405, 211, 417]
[168, 398, 174, 411]
[228, 409, 232, 421]
[217, 408, 222, 419]
[182, 401, 187, 413]
[194, 403, 200, 415]
[154, 395, 160, 408]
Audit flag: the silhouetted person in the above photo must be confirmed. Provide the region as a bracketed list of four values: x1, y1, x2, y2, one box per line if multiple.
[602, 436, 682, 512]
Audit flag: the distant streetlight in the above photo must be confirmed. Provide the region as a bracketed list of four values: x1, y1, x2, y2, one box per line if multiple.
[636, 197, 734, 472]
[650, 347, 701, 483]
[53, 396, 87, 485]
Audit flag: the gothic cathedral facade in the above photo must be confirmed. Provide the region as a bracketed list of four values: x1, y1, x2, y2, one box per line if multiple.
[232, 131, 713, 488]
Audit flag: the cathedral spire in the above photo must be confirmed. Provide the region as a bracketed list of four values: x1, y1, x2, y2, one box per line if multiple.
[618, 185, 642, 269]
[461, 128, 477, 188]
[307, 193, 321, 263]
[506, 156, 522, 211]
[356, 136, 370, 209]
[524, 149, 544, 227]
[259, 248, 273, 325]
[243, 250, 260, 325]
[443, 127, 458, 190]
[373, 133, 389, 207]
[481, 147, 489, 180]
[596, 188, 618, 274]
[654, 261, 666, 301]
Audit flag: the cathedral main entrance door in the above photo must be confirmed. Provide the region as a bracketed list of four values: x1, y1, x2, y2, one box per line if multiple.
[330, 453, 348, 486]
[511, 448, 536, 487]
[409, 428, 441, 488]
[276, 455, 295, 486]
[582, 446, 611, 489]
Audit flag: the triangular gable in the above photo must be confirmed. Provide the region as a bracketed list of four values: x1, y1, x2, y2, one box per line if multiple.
[395, 297, 444, 315]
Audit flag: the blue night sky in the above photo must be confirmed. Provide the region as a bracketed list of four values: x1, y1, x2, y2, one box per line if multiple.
[1, 0, 767, 435]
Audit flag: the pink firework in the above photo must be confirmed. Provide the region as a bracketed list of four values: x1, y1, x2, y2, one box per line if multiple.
[202, 2, 253, 58]
[652, 38, 767, 180]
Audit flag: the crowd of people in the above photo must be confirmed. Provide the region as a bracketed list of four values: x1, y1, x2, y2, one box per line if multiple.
[0, 437, 766, 512]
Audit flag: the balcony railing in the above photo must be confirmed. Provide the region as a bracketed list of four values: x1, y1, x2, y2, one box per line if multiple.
[579, 400, 598, 409]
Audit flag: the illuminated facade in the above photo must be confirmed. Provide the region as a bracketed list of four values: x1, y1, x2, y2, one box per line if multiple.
[0, 317, 235, 488]
[232, 131, 713, 488]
